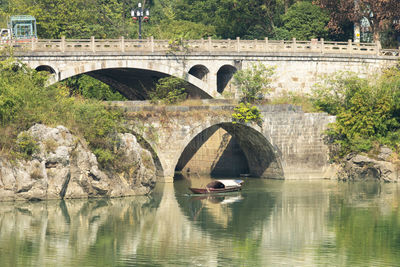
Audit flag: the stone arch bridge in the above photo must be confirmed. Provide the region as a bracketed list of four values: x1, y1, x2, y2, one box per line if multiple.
[114, 101, 335, 182]
[12, 38, 400, 100]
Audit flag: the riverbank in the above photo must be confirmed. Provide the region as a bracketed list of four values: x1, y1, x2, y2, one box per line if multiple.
[0, 124, 156, 201]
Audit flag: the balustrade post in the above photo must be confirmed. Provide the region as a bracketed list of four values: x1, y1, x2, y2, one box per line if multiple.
[292, 38, 296, 51]
[320, 38, 324, 54]
[61, 36, 65, 52]
[348, 39, 352, 53]
[91, 36, 95, 53]
[120, 36, 125, 52]
[265, 37, 269, 51]
[236, 37, 240, 53]
[150, 36, 154, 53]
[31, 37, 35, 51]
[208, 37, 212, 52]
[376, 40, 382, 56]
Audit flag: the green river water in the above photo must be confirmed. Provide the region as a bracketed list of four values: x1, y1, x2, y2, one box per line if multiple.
[1, 177, 400, 266]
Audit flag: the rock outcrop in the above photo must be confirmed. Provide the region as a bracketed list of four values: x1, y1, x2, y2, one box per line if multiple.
[0, 124, 157, 201]
[337, 147, 399, 182]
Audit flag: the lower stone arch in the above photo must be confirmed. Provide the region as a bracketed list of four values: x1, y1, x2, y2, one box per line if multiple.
[174, 122, 283, 179]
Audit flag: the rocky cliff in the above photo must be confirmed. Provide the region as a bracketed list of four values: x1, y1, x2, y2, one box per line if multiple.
[0, 124, 157, 201]
[337, 147, 399, 182]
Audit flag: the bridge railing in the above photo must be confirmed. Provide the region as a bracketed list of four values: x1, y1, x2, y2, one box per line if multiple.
[9, 37, 399, 56]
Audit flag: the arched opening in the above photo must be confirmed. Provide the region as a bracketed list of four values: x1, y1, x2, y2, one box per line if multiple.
[174, 123, 283, 179]
[217, 65, 237, 94]
[35, 65, 56, 74]
[62, 68, 212, 100]
[188, 65, 209, 82]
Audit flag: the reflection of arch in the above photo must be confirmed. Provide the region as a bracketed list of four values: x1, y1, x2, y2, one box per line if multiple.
[35, 65, 56, 74]
[217, 65, 237, 94]
[188, 65, 209, 82]
[175, 179, 277, 237]
[174, 122, 283, 179]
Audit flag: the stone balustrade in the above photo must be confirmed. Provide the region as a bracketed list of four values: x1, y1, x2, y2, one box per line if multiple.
[6, 36, 399, 56]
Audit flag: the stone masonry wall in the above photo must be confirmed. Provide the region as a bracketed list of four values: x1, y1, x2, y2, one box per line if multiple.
[119, 102, 336, 180]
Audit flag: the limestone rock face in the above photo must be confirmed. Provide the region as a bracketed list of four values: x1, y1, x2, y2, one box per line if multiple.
[0, 124, 156, 201]
[338, 149, 399, 182]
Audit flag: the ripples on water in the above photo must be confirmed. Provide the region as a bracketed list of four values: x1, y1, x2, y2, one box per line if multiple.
[1, 177, 400, 266]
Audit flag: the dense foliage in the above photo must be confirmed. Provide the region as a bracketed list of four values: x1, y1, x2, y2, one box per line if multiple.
[232, 102, 263, 127]
[315, 0, 400, 43]
[149, 76, 188, 104]
[1, 0, 399, 45]
[1, 0, 399, 44]
[0, 58, 126, 168]
[273, 1, 330, 40]
[63, 75, 126, 101]
[311, 70, 400, 159]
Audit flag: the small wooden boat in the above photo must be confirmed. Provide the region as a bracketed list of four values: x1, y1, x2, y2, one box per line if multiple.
[189, 179, 244, 194]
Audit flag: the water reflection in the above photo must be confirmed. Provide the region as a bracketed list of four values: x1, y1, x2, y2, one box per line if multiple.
[0, 180, 399, 266]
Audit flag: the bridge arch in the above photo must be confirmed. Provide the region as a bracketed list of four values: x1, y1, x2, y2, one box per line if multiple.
[35, 65, 56, 74]
[217, 65, 237, 94]
[188, 64, 209, 82]
[172, 121, 283, 179]
[48, 60, 214, 99]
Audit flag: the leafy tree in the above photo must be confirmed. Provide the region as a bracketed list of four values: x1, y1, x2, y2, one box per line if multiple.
[273, 1, 329, 40]
[147, 19, 215, 40]
[231, 63, 274, 126]
[174, 0, 284, 39]
[149, 76, 187, 104]
[311, 70, 400, 158]
[233, 63, 275, 103]
[7, 0, 136, 38]
[63, 75, 126, 101]
[315, 0, 400, 42]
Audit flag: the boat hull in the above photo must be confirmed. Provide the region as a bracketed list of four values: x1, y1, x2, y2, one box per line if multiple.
[189, 187, 241, 194]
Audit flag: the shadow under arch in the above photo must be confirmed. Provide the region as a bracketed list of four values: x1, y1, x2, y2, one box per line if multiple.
[52, 61, 213, 100]
[129, 130, 164, 178]
[35, 65, 56, 74]
[217, 65, 237, 94]
[175, 122, 283, 179]
[188, 64, 209, 82]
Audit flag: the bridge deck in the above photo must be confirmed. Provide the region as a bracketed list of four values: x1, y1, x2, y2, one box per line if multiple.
[5, 37, 400, 57]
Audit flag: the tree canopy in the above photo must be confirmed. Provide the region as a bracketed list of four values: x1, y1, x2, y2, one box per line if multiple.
[1, 0, 399, 44]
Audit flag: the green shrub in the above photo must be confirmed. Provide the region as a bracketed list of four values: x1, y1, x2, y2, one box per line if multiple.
[16, 132, 39, 159]
[311, 69, 400, 159]
[62, 74, 126, 101]
[0, 58, 126, 170]
[93, 148, 116, 168]
[150, 76, 188, 104]
[232, 102, 263, 127]
[233, 63, 275, 103]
